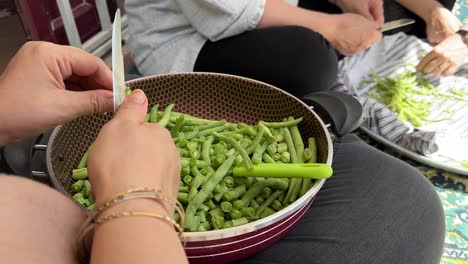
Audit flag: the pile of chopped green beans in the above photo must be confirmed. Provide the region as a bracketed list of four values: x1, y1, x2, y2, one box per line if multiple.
[71, 103, 319, 232]
[361, 71, 468, 127]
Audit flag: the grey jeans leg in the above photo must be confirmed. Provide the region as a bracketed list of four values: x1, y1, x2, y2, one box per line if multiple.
[239, 134, 445, 264]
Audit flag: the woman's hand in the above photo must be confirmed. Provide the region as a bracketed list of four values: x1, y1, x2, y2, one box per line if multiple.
[417, 33, 468, 76]
[88, 90, 181, 211]
[425, 7, 461, 44]
[0, 41, 113, 146]
[334, 0, 384, 28]
[322, 13, 382, 56]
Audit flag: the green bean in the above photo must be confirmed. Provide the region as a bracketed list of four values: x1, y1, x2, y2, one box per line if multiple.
[213, 132, 253, 169]
[144, 113, 150, 122]
[240, 138, 252, 150]
[266, 143, 277, 157]
[234, 176, 246, 187]
[258, 123, 275, 141]
[240, 207, 255, 218]
[246, 128, 265, 154]
[213, 154, 226, 168]
[181, 166, 190, 176]
[234, 155, 243, 167]
[289, 117, 304, 163]
[186, 156, 235, 231]
[201, 136, 214, 165]
[256, 190, 283, 217]
[209, 208, 224, 218]
[282, 126, 298, 203]
[259, 117, 303, 128]
[77, 146, 91, 169]
[231, 217, 249, 227]
[183, 175, 193, 185]
[303, 148, 313, 161]
[212, 215, 225, 229]
[255, 196, 265, 204]
[196, 210, 207, 223]
[300, 137, 317, 196]
[262, 153, 275, 163]
[260, 207, 276, 218]
[223, 221, 234, 229]
[251, 140, 269, 165]
[275, 130, 285, 142]
[72, 168, 88, 180]
[260, 187, 273, 199]
[198, 222, 211, 231]
[199, 204, 210, 212]
[187, 171, 205, 202]
[185, 128, 200, 140]
[71, 180, 85, 193]
[170, 115, 185, 137]
[271, 200, 283, 211]
[87, 203, 95, 211]
[83, 180, 92, 198]
[158, 103, 175, 127]
[199, 126, 227, 137]
[223, 185, 246, 201]
[237, 123, 258, 137]
[272, 153, 281, 161]
[149, 104, 159, 123]
[179, 185, 189, 193]
[277, 142, 288, 153]
[221, 201, 233, 212]
[250, 200, 259, 209]
[125, 87, 132, 97]
[234, 178, 288, 209]
[229, 208, 242, 219]
[214, 182, 229, 194]
[178, 192, 188, 204]
[178, 147, 189, 157]
[280, 152, 291, 163]
[245, 177, 254, 188]
[223, 176, 235, 188]
[186, 141, 198, 150]
[196, 120, 227, 131]
[73, 192, 84, 201]
[204, 199, 217, 210]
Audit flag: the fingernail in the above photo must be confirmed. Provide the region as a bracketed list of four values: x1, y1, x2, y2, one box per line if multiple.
[128, 89, 146, 104]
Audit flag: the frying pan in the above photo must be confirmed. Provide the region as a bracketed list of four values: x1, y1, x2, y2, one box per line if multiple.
[44, 73, 362, 263]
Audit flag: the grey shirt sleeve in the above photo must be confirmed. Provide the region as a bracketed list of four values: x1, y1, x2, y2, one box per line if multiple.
[173, 0, 266, 41]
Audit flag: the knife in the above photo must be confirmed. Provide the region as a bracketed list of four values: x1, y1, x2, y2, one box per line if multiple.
[381, 18, 415, 32]
[112, 9, 126, 112]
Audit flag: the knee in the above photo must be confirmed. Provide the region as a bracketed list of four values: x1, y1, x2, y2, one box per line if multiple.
[277, 26, 338, 98]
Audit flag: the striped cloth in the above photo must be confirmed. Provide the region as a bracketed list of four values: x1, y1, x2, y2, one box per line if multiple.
[332, 33, 468, 156]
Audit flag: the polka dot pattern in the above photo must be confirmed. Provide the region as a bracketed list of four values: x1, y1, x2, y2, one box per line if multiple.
[49, 73, 331, 195]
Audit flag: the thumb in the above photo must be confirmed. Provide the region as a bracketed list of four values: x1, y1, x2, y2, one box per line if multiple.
[113, 89, 148, 123]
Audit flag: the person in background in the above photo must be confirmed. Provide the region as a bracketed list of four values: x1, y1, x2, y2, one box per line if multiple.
[124, 0, 384, 99]
[300, 0, 468, 76]
[0, 42, 445, 264]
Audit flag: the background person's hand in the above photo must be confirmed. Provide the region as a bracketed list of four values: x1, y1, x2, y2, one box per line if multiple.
[323, 13, 382, 56]
[416, 33, 468, 76]
[426, 8, 461, 44]
[88, 90, 181, 212]
[334, 0, 384, 28]
[0, 41, 113, 145]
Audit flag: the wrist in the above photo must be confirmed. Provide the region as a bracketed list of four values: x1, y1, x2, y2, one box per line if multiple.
[98, 199, 172, 219]
[423, 4, 445, 23]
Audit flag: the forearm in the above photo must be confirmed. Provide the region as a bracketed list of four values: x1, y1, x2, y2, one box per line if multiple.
[91, 200, 187, 264]
[257, 0, 334, 35]
[395, 0, 443, 22]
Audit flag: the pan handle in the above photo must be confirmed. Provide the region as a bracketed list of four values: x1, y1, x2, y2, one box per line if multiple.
[302, 91, 363, 137]
[31, 144, 49, 181]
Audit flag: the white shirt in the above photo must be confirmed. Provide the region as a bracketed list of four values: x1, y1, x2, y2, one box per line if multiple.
[125, 0, 266, 75]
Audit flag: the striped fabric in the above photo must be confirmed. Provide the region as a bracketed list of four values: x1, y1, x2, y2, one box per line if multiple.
[333, 33, 468, 156]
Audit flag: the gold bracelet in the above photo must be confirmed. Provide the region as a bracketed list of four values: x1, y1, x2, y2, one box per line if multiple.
[95, 210, 184, 235]
[79, 188, 185, 237]
[77, 188, 186, 263]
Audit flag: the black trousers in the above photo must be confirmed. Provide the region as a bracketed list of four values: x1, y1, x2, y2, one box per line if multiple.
[237, 134, 445, 264]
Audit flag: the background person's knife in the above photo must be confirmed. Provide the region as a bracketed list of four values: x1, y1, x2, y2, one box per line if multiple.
[381, 18, 415, 32]
[112, 9, 126, 112]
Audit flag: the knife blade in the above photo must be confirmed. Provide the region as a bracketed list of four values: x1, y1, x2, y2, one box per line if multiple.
[381, 18, 415, 32]
[112, 9, 126, 112]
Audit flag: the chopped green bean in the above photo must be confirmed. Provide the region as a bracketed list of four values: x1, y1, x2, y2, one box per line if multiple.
[149, 104, 159, 123]
[221, 201, 233, 212]
[72, 168, 88, 180]
[260, 117, 303, 128]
